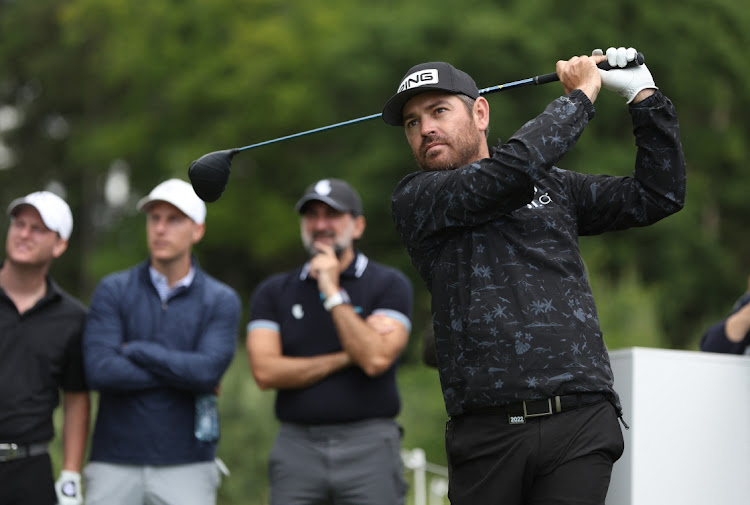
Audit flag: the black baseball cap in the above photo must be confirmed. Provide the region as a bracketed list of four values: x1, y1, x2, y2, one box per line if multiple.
[382, 61, 480, 126]
[295, 179, 363, 216]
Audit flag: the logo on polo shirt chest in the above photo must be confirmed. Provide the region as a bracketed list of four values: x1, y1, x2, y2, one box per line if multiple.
[292, 304, 304, 319]
[398, 69, 439, 93]
[526, 186, 553, 209]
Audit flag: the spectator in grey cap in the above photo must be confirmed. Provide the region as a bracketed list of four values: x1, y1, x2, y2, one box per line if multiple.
[0, 190, 89, 505]
[294, 178, 363, 258]
[383, 48, 686, 505]
[246, 178, 414, 505]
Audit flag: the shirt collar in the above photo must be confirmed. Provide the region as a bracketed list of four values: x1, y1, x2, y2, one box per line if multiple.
[149, 265, 195, 302]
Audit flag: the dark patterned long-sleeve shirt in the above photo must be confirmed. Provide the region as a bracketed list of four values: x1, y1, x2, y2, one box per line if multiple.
[391, 90, 686, 417]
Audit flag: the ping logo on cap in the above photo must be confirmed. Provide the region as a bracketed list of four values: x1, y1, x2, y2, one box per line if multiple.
[398, 69, 439, 93]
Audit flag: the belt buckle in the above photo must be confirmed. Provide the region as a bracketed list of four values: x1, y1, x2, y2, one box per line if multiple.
[523, 398, 553, 418]
[0, 443, 19, 461]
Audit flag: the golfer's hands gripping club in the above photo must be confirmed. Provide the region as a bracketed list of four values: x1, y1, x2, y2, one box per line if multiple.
[593, 47, 656, 104]
[556, 55, 604, 103]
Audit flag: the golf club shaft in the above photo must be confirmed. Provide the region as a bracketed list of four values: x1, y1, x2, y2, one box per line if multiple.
[236, 113, 383, 152]
[479, 52, 645, 93]
[235, 53, 644, 152]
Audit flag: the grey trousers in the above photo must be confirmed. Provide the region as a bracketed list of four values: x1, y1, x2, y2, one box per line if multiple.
[269, 418, 408, 505]
[83, 460, 221, 505]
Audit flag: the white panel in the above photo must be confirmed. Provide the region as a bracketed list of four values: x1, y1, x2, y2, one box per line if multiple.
[607, 348, 750, 505]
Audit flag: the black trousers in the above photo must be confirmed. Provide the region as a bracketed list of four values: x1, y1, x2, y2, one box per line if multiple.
[446, 400, 624, 505]
[0, 454, 56, 505]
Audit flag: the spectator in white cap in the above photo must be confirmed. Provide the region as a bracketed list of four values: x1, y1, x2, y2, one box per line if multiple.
[82, 178, 241, 505]
[0, 190, 90, 505]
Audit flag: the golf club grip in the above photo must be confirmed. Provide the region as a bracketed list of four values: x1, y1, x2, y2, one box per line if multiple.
[533, 51, 645, 85]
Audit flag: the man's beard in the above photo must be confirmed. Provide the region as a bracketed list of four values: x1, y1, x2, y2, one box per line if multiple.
[413, 128, 485, 172]
[302, 230, 348, 258]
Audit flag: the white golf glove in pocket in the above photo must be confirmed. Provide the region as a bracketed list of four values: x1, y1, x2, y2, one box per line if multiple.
[593, 47, 657, 103]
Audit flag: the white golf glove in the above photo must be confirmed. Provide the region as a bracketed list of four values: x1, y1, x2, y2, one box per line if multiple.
[55, 470, 83, 505]
[593, 47, 657, 103]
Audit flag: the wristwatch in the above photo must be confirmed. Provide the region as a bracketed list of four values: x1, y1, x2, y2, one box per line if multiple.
[323, 288, 351, 311]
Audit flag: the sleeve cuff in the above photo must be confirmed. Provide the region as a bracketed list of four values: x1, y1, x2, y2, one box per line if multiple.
[570, 89, 596, 121]
[629, 89, 665, 109]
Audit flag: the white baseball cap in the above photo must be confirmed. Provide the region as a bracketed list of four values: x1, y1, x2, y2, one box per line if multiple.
[7, 191, 74, 240]
[137, 178, 206, 224]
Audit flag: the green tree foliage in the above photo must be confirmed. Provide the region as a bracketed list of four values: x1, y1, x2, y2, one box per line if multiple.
[3, 0, 750, 502]
[3, 0, 748, 350]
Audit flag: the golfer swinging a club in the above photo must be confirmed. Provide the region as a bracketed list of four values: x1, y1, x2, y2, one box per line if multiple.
[383, 47, 686, 504]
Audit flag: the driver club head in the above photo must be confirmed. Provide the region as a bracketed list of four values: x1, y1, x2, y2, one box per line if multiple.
[188, 149, 237, 202]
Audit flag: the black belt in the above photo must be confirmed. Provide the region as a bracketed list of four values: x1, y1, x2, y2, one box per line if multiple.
[468, 393, 607, 425]
[0, 442, 49, 462]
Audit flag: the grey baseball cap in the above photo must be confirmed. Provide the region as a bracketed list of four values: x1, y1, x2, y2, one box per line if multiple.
[295, 179, 363, 216]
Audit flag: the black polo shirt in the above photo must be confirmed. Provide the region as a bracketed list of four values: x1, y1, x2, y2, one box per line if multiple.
[0, 275, 87, 444]
[248, 251, 413, 425]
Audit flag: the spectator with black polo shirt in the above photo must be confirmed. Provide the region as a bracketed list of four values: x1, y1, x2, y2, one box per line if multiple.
[246, 178, 414, 505]
[0, 191, 89, 505]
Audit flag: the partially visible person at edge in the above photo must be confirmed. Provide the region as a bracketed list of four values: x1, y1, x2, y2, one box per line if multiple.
[382, 46, 686, 505]
[701, 276, 750, 355]
[82, 178, 241, 505]
[0, 191, 89, 505]
[246, 178, 414, 505]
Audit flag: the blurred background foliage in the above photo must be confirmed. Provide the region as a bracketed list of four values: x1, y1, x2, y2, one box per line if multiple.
[3, 0, 750, 503]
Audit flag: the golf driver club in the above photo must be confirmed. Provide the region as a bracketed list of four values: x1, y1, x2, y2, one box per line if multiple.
[189, 53, 644, 202]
